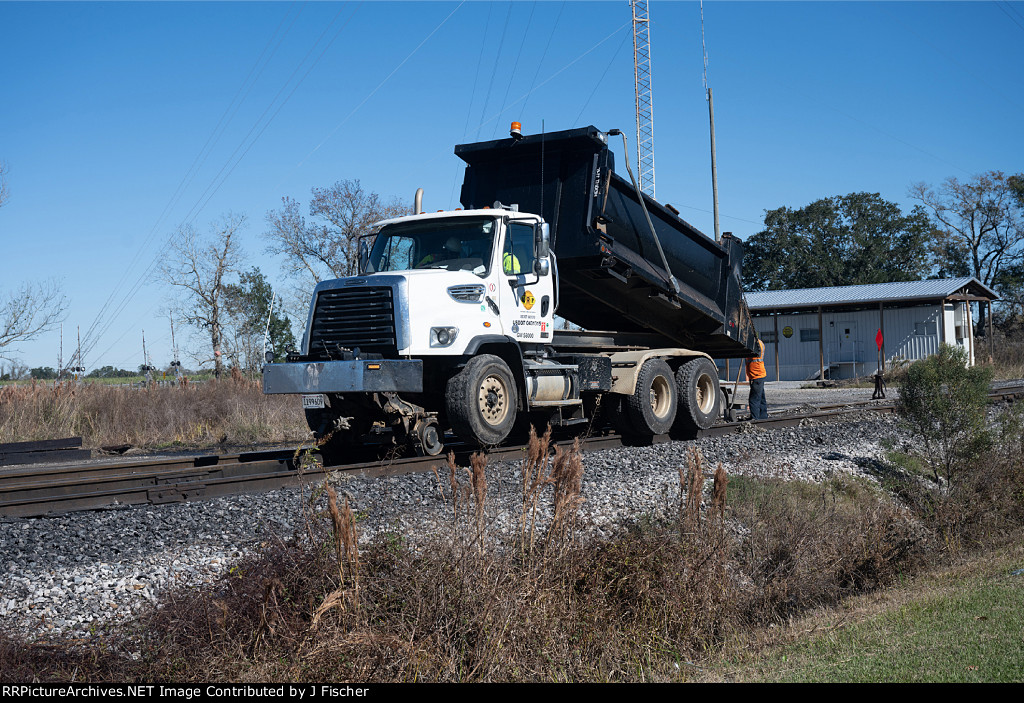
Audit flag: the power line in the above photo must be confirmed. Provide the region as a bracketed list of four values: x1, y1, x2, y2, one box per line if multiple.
[283, 1, 466, 180]
[573, 27, 631, 127]
[468, 20, 632, 138]
[75, 4, 305, 368]
[476, 2, 514, 140]
[996, 0, 1024, 33]
[80, 4, 356, 367]
[521, 1, 566, 117]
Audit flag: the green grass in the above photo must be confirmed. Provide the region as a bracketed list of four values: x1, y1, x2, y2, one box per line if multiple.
[704, 549, 1024, 683]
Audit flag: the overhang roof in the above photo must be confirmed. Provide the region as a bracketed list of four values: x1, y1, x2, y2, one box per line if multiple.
[745, 277, 998, 311]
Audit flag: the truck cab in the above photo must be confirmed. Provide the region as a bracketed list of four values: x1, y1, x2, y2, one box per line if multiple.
[263, 206, 568, 456]
[362, 207, 556, 355]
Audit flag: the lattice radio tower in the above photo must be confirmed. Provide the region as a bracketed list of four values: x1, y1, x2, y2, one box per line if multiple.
[631, 0, 655, 198]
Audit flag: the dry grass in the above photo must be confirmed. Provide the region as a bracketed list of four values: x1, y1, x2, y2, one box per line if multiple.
[972, 334, 1024, 380]
[0, 430, 942, 683]
[0, 377, 309, 449]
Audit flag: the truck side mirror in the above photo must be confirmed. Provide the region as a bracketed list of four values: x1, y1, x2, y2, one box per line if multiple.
[535, 222, 550, 259]
[533, 259, 550, 276]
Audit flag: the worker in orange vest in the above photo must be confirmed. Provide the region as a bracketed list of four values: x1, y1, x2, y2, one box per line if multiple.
[746, 332, 768, 420]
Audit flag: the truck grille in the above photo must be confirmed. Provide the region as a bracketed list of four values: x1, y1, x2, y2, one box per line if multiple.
[308, 286, 398, 359]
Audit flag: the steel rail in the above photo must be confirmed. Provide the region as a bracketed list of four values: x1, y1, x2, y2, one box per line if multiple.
[3, 384, 1022, 519]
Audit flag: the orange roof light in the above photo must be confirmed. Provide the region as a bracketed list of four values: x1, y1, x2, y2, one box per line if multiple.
[510, 121, 523, 139]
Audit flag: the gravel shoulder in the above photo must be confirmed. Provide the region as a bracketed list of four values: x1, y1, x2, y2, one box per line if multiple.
[1, 406, 910, 641]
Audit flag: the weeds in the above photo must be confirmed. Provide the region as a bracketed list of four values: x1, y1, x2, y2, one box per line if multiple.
[0, 378, 308, 449]
[9, 416, 1021, 682]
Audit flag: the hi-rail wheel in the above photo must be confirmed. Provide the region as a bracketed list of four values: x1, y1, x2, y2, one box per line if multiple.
[446, 354, 518, 446]
[413, 417, 445, 456]
[626, 358, 678, 435]
[674, 356, 722, 432]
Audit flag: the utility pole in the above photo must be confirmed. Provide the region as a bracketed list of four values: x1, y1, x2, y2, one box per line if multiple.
[631, 0, 655, 198]
[701, 1, 721, 242]
[142, 330, 154, 386]
[71, 326, 86, 381]
[170, 314, 182, 384]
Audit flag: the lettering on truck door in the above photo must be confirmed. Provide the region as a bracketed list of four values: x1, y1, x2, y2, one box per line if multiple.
[498, 221, 554, 342]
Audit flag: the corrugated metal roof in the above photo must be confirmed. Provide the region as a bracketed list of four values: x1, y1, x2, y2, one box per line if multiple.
[745, 277, 998, 311]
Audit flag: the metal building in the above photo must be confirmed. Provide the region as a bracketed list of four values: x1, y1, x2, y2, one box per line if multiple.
[729, 278, 998, 382]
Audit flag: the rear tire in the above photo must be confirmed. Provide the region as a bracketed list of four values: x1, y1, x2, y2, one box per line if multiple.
[625, 359, 677, 435]
[674, 357, 721, 432]
[446, 354, 518, 446]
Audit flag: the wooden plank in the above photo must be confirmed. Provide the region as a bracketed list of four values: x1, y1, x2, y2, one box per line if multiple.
[0, 437, 83, 453]
[0, 449, 92, 467]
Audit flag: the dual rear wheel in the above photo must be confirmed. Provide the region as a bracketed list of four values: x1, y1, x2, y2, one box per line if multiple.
[621, 356, 722, 436]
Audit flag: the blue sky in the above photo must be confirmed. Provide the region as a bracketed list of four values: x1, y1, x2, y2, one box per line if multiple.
[1, 1, 1022, 371]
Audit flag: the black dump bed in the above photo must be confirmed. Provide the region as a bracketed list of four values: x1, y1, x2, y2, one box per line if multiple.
[456, 126, 757, 358]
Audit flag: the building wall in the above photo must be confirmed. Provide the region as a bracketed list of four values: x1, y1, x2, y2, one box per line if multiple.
[733, 302, 973, 382]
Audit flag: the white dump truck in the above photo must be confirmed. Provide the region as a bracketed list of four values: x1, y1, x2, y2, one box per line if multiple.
[263, 125, 757, 456]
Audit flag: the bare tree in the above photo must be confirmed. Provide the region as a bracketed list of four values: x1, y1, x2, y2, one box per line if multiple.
[0, 280, 68, 361]
[910, 171, 1024, 329]
[161, 215, 245, 378]
[264, 179, 406, 298]
[0, 165, 68, 363]
[909, 171, 1024, 287]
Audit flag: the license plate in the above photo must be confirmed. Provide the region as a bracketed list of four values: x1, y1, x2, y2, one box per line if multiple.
[302, 394, 325, 409]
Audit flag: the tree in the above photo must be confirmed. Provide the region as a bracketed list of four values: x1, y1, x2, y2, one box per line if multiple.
[161, 214, 245, 378]
[1, 280, 68, 361]
[264, 180, 406, 298]
[0, 359, 29, 381]
[909, 171, 1024, 324]
[85, 365, 137, 379]
[0, 164, 67, 361]
[743, 192, 935, 291]
[222, 267, 296, 373]
[1008, 173, 1024, 208]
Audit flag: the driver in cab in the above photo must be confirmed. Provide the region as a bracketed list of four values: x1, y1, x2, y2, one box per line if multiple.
[418, 236, 462, 268]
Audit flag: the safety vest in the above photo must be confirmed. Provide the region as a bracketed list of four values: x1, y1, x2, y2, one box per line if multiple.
[746, 339, 767, 380]
[503, 252, 521, 274]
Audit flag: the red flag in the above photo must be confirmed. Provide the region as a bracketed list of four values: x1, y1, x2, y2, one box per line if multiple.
[875, 329, 884, 350]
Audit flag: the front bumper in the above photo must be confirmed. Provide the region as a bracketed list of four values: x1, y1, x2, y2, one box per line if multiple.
[262, 359, 423, 395]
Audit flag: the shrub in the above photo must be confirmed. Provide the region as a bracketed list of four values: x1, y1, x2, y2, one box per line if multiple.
[896, 343, 993, 485]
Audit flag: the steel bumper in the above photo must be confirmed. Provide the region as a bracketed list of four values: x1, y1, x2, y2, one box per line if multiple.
[262, 359, 423, 394]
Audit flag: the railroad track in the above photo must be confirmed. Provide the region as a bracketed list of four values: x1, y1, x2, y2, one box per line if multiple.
[4, 384, 1023, 519]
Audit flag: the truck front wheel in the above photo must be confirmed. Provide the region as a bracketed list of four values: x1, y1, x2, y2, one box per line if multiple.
[446, 354, 518, 446]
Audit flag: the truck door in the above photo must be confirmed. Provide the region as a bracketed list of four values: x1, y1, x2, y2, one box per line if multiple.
[497, 220, 555, 344]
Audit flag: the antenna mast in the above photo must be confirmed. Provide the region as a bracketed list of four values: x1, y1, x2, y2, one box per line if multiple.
[631, 0, 655, 198]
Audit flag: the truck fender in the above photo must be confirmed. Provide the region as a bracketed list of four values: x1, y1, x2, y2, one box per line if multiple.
[458, 335, 528, 412]
[607, 348, 713, 396]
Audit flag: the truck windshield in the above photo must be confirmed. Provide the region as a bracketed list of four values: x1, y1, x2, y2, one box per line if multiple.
[366, 217, 497, 277]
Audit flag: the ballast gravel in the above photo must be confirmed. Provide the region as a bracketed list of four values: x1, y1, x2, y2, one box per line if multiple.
[0, 411, 914, 641]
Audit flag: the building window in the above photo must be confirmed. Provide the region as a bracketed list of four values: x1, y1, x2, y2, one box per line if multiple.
[761, 329, 778, 344]
[914, 321, 936, 336]
[800, 328, 820, 342]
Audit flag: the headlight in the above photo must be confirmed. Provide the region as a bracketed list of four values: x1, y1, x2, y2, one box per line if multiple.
[430, 326, 459, 347]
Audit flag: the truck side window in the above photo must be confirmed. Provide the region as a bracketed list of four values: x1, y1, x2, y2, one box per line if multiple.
[379, 236, 415, 271]
[504, 223, 535, 275]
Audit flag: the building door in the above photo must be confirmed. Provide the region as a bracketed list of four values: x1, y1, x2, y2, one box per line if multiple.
[834, 320, 857, 376]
